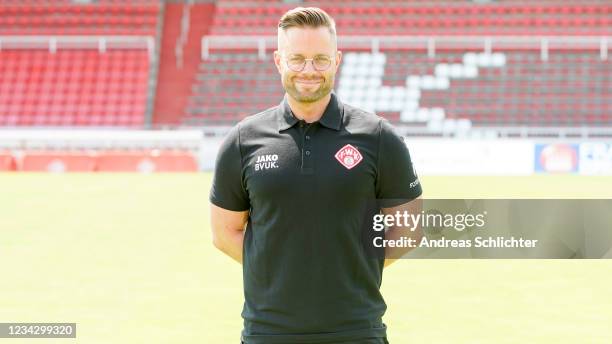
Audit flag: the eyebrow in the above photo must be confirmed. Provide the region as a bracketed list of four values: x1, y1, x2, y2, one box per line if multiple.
[288, 54, 331, 58]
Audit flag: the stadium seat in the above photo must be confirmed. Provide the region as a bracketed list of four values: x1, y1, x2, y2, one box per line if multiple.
[184, 52, 284, 125]
[210, 0, 611, 36]
[0, 50, 149, 127]
[0, 0, 160, 35]
[189, 48, 611, 127]
[193, 1, 611, 127]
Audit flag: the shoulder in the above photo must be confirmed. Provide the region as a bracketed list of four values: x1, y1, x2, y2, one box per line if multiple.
[237, 105, 279, 130]
[341, 102, 405, 148]
[342, 102, 387, 134]
[222, 105, 279, 144]
[341, 102, 403, 141]
[217, 106, 278, 165]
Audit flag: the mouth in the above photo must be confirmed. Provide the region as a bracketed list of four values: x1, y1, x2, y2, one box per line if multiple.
[294, 78, 323, 86]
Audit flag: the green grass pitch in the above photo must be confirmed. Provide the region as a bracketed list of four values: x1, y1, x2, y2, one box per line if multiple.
[0, 173, 611, 343]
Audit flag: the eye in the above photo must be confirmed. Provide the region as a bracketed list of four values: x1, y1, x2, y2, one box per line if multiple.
[313, 56, 332, 68]
[288, 56, 305, 64]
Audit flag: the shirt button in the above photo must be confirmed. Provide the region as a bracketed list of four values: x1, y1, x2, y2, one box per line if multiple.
[305, 150, 311, 156]
[305, 135, 310, 140]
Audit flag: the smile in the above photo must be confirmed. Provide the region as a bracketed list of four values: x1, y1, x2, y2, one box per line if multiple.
[295, 79, 322, 85]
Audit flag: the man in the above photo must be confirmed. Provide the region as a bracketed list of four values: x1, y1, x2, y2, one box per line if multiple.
[210, 7, 422, 344]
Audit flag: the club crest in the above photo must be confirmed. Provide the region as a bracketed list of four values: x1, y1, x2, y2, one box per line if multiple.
[335, 144, 363, 170]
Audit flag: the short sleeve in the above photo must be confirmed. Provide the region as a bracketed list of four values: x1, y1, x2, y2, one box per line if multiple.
[209, 124, 250, 211]
[376, 120, 422, 206]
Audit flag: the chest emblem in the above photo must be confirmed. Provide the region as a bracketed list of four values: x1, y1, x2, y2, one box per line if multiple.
[335, 144, 363, 170]
[254, 154, 279, 171]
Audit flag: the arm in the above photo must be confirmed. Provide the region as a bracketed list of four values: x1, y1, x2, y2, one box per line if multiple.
[375, 120, 423, 268]
[382, 196, 423, 268]
[210, 204, 249, 264]
[208, 124, 250, 263]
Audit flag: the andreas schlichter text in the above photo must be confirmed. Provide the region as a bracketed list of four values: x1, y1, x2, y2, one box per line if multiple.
[373, 236, 538, 248]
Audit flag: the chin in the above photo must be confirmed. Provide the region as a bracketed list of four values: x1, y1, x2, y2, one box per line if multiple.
[297, 91, 330, 103]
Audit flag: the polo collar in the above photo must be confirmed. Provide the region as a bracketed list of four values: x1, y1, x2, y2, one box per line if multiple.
[277, 93, 344, 132]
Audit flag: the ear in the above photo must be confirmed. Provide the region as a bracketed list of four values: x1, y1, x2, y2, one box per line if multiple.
[273, 50, 283, 75]
[334, 50, 343, 71]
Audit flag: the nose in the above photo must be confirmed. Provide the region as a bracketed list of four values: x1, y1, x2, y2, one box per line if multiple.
[302, 60, 317, 73]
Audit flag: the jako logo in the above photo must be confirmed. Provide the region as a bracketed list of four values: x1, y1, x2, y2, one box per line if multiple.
[255, 154, 279, 171]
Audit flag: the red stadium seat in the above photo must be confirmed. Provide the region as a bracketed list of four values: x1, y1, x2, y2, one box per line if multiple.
[210, 0, 611, 36]
[0, 1, 160, 35]
[0, 50, 150, 127]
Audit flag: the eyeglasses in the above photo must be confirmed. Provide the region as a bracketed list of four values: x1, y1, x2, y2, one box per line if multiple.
[285, 54, 333, 72]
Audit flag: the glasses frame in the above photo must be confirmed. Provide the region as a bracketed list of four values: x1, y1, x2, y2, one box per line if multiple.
[284, 54, 335, 72]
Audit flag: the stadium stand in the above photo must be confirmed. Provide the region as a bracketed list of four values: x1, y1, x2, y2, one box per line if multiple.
[186, 48, 611, 127]
[153, 1, 216, 126]
[0, 49, 149, 126]
[0, 0, 609, 130]
[211, 0, 611, 36]
[186, 52, 283, 125]
[0, 0, 159, 126]
[339, 50, 611, 127]
[0, 0, 160, 36]
[188, 0, 611, 128]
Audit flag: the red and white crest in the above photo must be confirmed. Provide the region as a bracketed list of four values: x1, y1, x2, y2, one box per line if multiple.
[335, 144, 363, 170]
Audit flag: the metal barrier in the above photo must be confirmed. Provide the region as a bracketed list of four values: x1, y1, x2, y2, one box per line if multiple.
[202, 35, 609, 61]
[0, 36, 156, 61]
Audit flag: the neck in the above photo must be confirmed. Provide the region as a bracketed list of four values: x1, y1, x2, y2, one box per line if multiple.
[286, 93, 331, 123]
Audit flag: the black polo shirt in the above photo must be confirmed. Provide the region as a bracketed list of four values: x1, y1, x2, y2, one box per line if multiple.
[210, 93, 422, 344]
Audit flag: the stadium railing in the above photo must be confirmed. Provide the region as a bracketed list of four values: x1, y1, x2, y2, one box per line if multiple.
[0, 35, 155, 61]
[201, 35, 609, 62]
[198, 35, 611, 138]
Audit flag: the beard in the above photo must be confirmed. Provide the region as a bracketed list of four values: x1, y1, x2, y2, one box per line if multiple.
[282, 73, 335, 103]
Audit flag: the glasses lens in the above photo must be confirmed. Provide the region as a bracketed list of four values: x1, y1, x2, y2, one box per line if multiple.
[286, 56, 332, 71]
[287, 57, 305, 71]
[313, 56, 331, 71]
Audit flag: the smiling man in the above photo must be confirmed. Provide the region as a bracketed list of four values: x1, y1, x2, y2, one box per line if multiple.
[210, 7, 422, 344]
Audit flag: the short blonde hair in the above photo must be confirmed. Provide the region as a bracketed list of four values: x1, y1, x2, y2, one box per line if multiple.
[278, 7, 337, 39]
